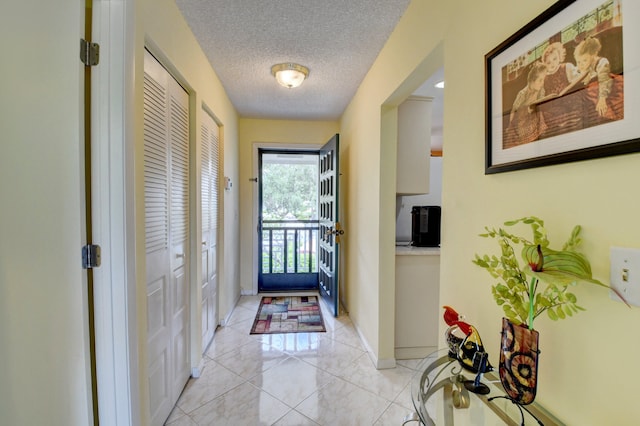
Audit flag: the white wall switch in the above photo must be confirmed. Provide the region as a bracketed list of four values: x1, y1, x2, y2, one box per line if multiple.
[610, 246, 640, 307]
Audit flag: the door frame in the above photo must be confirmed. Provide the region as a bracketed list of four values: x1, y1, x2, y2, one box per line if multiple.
[257, 149, 321, 292]
[91, 0, 140, 424]
[251, 142, 322, 295]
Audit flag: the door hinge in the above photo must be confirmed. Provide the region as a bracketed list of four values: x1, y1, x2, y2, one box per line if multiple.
[80, 39, 100, 66]
[82, 244, 102, 269]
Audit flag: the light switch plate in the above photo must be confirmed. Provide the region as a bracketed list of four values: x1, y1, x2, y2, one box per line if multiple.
[610, 246, 640, 307]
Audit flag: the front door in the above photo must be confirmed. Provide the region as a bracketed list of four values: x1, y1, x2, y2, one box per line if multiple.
[258, 150, 320, 291]
[318, 134, 341, 317]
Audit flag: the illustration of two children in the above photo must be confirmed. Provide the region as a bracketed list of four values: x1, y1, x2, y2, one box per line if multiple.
[506, 36, 624, 147]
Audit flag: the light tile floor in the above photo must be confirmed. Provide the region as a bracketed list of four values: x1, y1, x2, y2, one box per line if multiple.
[165, 294, 422, 425]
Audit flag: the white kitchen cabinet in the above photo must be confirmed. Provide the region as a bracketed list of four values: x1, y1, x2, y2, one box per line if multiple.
[396, 96, 432, 195]
[395, 247, 440, 359]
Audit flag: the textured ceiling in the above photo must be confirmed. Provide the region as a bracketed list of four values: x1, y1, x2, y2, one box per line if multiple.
[175, 0, 412, 120]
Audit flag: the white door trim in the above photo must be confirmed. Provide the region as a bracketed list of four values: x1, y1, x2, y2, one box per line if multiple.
[91, 1, 140, 425]
[250, 142, 322, 295]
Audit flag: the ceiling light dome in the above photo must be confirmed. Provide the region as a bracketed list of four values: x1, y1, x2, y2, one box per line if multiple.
[271, 63, 309, 89]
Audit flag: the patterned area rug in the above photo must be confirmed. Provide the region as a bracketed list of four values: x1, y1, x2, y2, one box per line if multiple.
[250, 296, 326, 335]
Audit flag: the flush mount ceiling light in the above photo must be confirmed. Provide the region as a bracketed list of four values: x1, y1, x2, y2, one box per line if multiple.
[271, 63, 309, 89]
[435, 80, 445, 89]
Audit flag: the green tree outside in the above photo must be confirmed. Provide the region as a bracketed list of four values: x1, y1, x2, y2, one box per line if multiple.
[261, 156, 319, 274]
[262, 161, 318, 220]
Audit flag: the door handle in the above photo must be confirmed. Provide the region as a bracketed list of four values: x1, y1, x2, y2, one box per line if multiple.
[324, 224, 345, 243]
[325, 222, 345, 236]
[334, 222, 344, 244]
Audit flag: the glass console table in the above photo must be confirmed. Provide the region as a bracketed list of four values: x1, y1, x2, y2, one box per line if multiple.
[404, 350, 565, 425]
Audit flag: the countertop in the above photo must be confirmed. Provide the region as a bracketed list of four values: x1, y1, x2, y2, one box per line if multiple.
[395, 244, 441, 256]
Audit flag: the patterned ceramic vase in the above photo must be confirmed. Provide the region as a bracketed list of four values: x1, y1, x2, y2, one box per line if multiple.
[498, 317, 539, 405]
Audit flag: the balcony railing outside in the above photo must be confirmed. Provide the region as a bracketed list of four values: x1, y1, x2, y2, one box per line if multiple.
[261, 220, 318, 274]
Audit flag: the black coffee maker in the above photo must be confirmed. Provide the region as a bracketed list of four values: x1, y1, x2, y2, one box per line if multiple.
[411, 206, 441, 247]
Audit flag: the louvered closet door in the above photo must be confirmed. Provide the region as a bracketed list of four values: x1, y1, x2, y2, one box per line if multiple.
[200, 110, 219, 350]
[143, 49, 191, 426]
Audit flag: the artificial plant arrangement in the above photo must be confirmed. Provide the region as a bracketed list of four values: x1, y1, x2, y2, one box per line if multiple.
[472, 216, 617, 330]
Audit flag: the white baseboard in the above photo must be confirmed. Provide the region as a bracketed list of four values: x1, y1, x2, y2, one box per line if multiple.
[220, 308, 234, 326]
[191, 357, 206, 378]
[375, 355, 397, 370]
[351, 320, 397, 370]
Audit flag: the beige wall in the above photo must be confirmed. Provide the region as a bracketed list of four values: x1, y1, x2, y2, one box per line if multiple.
[0, 1, 92, 424]
[442, 1, 640, 423]
[343, 0, 640, 423]
[5, 0, 637, 423]
[137, 0, 240, 422]
[238, 119, 339, 294]
[339, 0, 450, 366]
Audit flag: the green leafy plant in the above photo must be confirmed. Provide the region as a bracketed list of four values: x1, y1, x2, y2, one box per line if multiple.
[472, 216, 617, 330]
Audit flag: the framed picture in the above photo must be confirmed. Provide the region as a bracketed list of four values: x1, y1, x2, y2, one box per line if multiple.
[485, 0, 640, 174]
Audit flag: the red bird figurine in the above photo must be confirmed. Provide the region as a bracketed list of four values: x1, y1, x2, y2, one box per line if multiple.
[442, 306, 492, 373]
[442, 305, 471, 335]
[442, 305, 460, 326]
